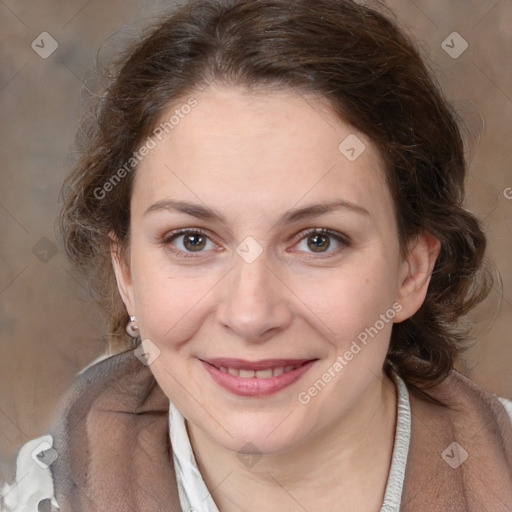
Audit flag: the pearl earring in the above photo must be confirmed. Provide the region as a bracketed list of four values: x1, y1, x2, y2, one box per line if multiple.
[126, 315, 140, 338]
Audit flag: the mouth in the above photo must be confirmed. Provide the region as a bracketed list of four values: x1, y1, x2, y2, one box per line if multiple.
[200, 357, 318, 397]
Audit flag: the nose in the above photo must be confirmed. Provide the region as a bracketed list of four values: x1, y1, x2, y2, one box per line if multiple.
[216, 251, 293, 343]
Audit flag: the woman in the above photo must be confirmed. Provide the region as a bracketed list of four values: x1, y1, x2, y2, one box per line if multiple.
[3, 0, 512, 510]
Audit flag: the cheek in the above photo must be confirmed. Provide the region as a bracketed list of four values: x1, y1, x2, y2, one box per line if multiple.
[289, 254, 400, 345]
[129, 251, 218, 349]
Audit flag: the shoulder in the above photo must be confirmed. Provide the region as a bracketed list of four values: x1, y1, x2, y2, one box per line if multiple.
[403, 370, 512, 510]
[407, 369, 512, 476]
[448, 369, 512, 419]
[48, 348, 175, 510]
[421, 369, 512, 431]
[0, 351, 120, 512]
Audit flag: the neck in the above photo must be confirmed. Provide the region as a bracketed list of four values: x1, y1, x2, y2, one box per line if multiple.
[187, 372, 397, 512]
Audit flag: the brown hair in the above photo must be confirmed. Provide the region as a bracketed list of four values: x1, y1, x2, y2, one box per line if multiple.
[60, 0, 491, 403]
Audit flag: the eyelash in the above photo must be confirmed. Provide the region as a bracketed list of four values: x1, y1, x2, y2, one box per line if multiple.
[160, 228, 216, 259]
[290, 228, 351, 258]
[160, 227, 351, 259]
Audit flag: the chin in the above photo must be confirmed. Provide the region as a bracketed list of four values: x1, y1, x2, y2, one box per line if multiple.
[200, 411, 308, 456]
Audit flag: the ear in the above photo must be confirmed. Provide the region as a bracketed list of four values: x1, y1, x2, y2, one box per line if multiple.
[394, 230, 441, 323]
[110, 232, 136, 316]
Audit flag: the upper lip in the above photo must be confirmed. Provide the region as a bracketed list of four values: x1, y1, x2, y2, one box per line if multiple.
[201, 358, 317, 370]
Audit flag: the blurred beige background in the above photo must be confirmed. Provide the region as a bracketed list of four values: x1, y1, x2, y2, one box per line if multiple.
[0, 0, 511, 482]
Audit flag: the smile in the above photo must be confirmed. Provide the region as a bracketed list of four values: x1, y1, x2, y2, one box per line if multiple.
[200, 358, 317, 397]
[215, 365, 301, 378]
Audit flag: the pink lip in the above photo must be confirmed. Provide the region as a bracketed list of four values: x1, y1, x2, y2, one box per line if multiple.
[200, 358, 317, 397]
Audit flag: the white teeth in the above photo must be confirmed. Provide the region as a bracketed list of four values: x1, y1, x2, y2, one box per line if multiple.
[218, 365, 300, 378]
[255, 369, 273, 379]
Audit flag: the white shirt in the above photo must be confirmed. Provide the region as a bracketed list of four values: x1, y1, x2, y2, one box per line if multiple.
[2, 371, 512, 512]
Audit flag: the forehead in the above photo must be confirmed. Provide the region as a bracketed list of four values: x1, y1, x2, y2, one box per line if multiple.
[131, 85, 393, 226]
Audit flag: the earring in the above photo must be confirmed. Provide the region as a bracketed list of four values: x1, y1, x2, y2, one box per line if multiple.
[126, 315, 140, 338]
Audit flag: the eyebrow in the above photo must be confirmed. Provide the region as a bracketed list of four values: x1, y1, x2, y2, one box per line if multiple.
[143, 199, 369, 224]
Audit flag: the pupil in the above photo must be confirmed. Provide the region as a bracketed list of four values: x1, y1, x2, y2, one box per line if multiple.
[308, 234, 330, 252]
[184, 234, 206, 251]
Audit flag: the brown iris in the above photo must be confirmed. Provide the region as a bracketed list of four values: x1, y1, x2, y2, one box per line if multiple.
[183, 233, 207, 251]
[307, 233, 330, 252]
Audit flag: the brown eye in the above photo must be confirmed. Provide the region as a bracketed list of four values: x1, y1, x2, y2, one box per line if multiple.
[307, 233, 331, 252]
[293, 228, 351, 257]
[183, 233, 207, 251]
[163, 229, 216, 256]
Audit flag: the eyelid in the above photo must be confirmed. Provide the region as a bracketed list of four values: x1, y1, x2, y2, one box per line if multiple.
[161, 227, 212, 242]
[288, 227, 352, 257]
[160, 228, 221, 258]
[290, 227, 352, 247]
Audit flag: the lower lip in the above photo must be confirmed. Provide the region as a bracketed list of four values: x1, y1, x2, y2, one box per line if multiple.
[201, 360, 316, 397]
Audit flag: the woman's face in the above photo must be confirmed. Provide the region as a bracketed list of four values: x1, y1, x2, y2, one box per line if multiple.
[113, 85, 430, 455]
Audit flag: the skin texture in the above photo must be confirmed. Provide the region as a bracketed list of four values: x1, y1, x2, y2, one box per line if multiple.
[111, 84, 440, 511]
